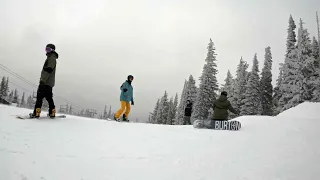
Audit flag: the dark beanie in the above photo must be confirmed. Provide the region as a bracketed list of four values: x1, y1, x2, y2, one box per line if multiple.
[221, 91, 228, 96]
[46, 44, 55, 50]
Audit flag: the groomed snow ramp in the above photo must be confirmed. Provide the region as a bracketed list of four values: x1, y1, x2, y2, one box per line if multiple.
[0, 104, 320, 180]
[277, 102, 320, 119]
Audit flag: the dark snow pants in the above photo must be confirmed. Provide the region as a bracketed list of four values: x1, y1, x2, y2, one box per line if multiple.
[33, 85, 55, 114]
[183, 116, 191, 125]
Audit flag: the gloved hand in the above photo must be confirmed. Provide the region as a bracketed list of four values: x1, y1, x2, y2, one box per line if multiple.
[39, 80, 45, 86]
[123, 88, 128, 92]
[131, 100, 134, 105]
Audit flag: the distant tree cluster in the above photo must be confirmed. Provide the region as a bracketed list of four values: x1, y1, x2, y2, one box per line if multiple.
[0, 76, 36, 109]
[149, 13, 320, 124]
[149, 91, 179, 125]
[98, 105, 113, 120]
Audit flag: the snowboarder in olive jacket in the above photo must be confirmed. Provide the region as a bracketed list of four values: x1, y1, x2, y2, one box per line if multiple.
[30, 43, 58, 118]
[212, 91, 238, 120]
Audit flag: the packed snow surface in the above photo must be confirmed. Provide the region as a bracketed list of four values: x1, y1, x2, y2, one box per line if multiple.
[0, 104, 319, 180]
[277, 101, 320, 119]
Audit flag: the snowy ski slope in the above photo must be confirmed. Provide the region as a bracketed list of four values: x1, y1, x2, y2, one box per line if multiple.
[0, 103, 319, 180]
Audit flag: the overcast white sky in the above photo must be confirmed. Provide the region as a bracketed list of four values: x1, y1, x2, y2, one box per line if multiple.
[0, 0, 319, 121]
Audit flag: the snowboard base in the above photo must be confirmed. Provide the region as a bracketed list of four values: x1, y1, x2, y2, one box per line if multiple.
[106, 118, 130, 123]
[193, 120, 241, 131]
[16, 114, 66, 120]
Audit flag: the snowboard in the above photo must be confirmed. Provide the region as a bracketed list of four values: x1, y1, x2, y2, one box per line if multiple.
[106, 118, 129, 123]
[16, 113, 66, 120]
[193, 119, 241, 131]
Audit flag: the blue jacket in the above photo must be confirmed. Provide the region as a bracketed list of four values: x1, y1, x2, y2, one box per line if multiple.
[120, 81, 134, 102]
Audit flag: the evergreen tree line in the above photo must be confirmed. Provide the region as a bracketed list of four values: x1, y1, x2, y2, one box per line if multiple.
[58, 103, 108, 119]
[149, 91, 179, 124]
[216, 14, 320, 117]
[149, 13, 320, 124]
[0, 76, 36, 109]
[98, 105, 114, 120]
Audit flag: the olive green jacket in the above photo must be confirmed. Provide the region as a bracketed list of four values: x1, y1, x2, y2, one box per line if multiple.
[212, 95, 238, 120]
[40, 52, 58, 87]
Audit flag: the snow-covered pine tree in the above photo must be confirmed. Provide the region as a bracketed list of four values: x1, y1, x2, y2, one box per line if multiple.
[312, 36, 320, 68]
[260, 46, 273, 116]
[172, 93, 178, 124]
[241, 54, 262, 115]
[221, 70, 233, 92]
[108, 106, 112, 118]
[280, 18, 316, 110]
[317, 11, 320, 55]
[85, 109, 89, 117]
[233, 57, 249, 114]
[148, 114, 151, 123]
[273, 63, 284, 115]
[165, 94, 179, 125]
[0, 76, 5, 98]
[155, 91, 169, 124]
[42, 100, 49, 111]
[191, 39, 219, 121]
[13, 89, 19, 105]
[184, 75, 197, 104]
[166, 97, 174, 125]
[311, 36, 320, 101]
[27, 95, 33, 109]
[150, 99, 160, 124]
[221, 70, 236, 103]
[296, 19, 316, 101]
[69, 105, 73, 114]
[103, 105, 107, 119]
[175, 80, 188, 125]
[278, 15, 299, 112]
[20, 92, 26, 108]
[8, 90, 14, 103]
[3, 77, 9, 100]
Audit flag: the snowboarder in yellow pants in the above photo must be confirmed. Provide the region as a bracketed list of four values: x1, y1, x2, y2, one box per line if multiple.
[115, 101, 131, 120]
[114, 75, 134, 121]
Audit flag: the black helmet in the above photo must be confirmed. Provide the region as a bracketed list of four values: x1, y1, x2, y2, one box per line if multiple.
[46, 43, 55, 50]
[221, 91, 227, 96]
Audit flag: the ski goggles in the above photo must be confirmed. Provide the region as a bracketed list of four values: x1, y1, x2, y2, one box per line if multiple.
[45, 47, 54, 53]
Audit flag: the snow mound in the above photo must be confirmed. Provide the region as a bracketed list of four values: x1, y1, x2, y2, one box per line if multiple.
[277, 102, 320, 119]
[0, 104, 320, 180]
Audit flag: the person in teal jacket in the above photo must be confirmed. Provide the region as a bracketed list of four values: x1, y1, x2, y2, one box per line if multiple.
[114, 75, 134, 121]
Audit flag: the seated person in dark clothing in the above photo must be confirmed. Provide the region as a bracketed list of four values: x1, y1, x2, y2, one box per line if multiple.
[212, 91, 238, 120]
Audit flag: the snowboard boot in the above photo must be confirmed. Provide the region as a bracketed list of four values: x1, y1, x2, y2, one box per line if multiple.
[48, 108, 56, 118]
[30, 108, 41, 118]
[122, 114, 129, 122]
[114, 115, 120, 121]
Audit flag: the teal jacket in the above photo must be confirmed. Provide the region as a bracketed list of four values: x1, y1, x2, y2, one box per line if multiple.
[120, 81, 133, 102]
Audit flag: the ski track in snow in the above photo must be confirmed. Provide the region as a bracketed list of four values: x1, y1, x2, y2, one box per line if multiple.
[0, 104, 320, 180]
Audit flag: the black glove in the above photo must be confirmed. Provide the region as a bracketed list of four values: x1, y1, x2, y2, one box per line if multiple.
[123, 88, 128, 92]
[131, 100, 134, 105]
[39, 80, 45, 86]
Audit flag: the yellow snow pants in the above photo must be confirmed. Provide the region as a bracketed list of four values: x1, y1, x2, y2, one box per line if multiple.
[115, 101, 131, 118]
